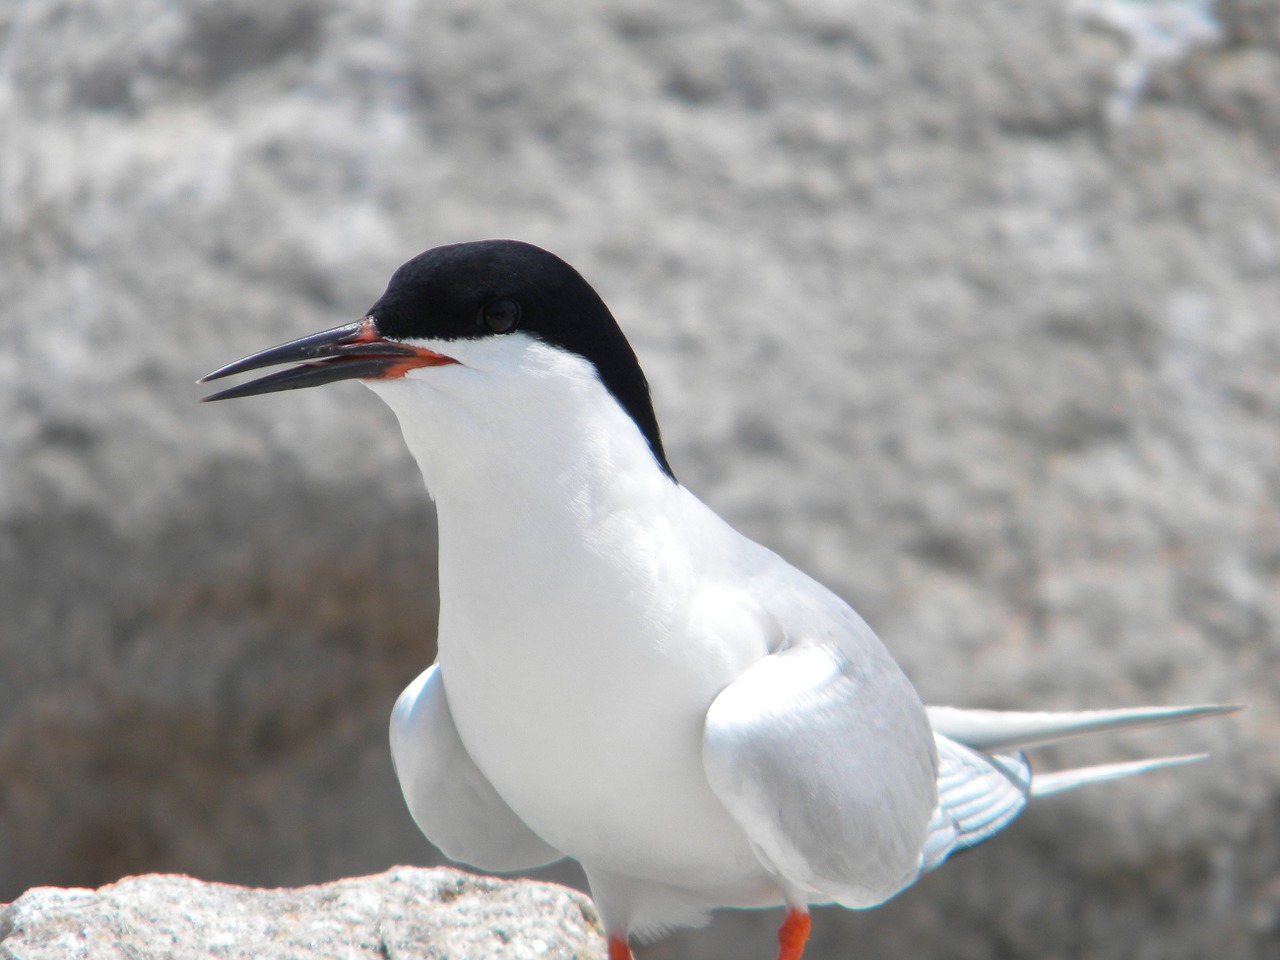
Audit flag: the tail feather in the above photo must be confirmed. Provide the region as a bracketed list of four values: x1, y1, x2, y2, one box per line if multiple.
[1029, 753, 1209, 798]
[926, 703, 1240, 752]
[917, 703, 1238, 875]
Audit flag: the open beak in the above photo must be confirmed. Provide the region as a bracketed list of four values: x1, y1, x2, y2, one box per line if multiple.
[199, 316, 458, 401]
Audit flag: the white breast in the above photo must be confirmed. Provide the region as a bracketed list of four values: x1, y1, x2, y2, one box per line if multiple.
[366, 335, 777, 888]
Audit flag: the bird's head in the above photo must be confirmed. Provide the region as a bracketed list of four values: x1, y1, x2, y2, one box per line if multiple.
[202, 240, 673, 479]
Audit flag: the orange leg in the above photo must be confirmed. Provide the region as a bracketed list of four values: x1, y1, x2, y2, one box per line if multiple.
[608, 935, 634, 960]
[777, 907, 811, 960]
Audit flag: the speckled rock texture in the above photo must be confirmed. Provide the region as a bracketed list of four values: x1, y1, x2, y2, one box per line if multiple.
[0, 868, 604, 960]
[1, 0, 1277, 958]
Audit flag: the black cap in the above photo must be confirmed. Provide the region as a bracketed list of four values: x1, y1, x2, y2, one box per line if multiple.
[370, 240, 673, 479]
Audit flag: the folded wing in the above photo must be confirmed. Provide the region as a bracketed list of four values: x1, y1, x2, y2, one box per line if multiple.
[703, 643, 938, 909]
[390, 663, 564, 871]
[918, 736, 1030, 874]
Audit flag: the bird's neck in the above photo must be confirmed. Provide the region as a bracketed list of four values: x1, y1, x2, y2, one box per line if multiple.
[369, 363, 682, 588]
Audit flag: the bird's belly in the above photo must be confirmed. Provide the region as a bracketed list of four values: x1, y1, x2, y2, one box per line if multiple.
[437, 618, 766, 888]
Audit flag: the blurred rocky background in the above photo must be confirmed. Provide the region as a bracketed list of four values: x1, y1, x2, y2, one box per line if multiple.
[1, 0, 1276, 957]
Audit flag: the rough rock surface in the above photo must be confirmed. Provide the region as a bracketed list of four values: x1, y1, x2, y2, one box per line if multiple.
[1, 0, 1278, 958]
[0, 868, 603, 960]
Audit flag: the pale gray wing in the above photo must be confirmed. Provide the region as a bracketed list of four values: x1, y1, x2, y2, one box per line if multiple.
[389, 663, 564, 871]
[917, 735, 1029, 874]
[702, 643, 937, 909]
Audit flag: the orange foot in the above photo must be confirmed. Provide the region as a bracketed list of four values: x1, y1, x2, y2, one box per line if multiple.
[777, 907, 811, 960]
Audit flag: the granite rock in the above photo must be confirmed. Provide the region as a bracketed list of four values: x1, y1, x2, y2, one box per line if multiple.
[0, 868, 603, 960]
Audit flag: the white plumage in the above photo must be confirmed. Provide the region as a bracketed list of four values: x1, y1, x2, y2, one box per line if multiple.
[369, 333, 1234, 944]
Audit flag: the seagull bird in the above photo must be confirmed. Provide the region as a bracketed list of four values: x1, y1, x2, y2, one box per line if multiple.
[203, 240, 1236, 960]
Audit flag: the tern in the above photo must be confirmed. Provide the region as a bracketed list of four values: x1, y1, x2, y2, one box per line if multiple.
[203, 240, 1236, 960]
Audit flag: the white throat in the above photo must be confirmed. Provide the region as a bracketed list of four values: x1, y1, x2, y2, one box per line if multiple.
[364, 333, 673, 535]
[363, 333, 694, 699]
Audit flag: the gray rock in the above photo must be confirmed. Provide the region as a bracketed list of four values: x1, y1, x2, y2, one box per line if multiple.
[1, 0, 1276, 958]
[0, 868, 604, 960]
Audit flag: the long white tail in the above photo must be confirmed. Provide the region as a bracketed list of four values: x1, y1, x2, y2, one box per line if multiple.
[917, 703, 1240, 874]
[926, 703, 1239, 752]
[1028, 752, 1209, 797]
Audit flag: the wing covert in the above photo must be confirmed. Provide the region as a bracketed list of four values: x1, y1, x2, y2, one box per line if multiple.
[702, 643, 937, 908]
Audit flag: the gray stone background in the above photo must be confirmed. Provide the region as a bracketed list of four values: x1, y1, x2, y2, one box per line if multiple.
[1, 0, 1276, 957]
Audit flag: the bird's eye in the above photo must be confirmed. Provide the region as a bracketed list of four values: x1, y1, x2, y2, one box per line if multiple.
[479, 298, 521, 334]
